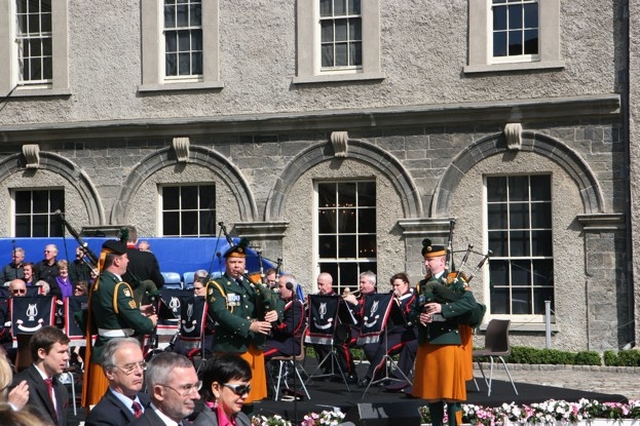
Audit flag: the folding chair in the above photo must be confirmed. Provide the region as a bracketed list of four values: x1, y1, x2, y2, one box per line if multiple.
[161, 272, 183, 290]
[268, 325, 311, 401]
[472, 319, 519, 396]
[183, 272, 196, 290]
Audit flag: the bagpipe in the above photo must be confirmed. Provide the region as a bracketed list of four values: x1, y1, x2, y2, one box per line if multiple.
[418, 220, 489, 328]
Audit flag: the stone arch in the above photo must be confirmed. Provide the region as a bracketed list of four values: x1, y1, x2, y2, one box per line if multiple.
[430, 131, 605, 217]
[0, 152, 104, 223]
[111, 145, 258, 223]
[266, 138, 423, 221]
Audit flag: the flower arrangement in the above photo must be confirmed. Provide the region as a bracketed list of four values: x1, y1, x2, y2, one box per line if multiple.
[252, 410, 345, 426]
[418, 399, 640, 425]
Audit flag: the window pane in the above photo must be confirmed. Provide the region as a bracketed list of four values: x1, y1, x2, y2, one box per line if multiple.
[181, 211, 198, 235]
[15, 217, 30, 237]
[318, 210, 337, 233]
[334, 0, 346, 15]
[350, 42, 362, 66]
[15, 192, 31, 214]
[319, 235, 336, 258]
[493, 5, 507, 31]
[532, 259, 554, 286]
[42, 12, 51, 32]
[338, 234, 356, 258]
[318, 183, 336, 206]
[320, 0, 332, 17]
[50, 190, 65, 212]
[338, 209, 356, 233]
[163, 212, 180, 236]
[178, 30, 190, 50]
[165, 6, 176, 27]
[490, 287, 509, 314]
[524, 29, 538, 54]
[531, 202, 551, 228]
[179, 53, 190, 75]
[533, 287, 554, 314]
[176, 4, 189, 26]
[349, 18, 361, 40]
[511, 287, 531, 314]
[335, 19, 347, 41]
[508, 30, 523, 55]
[358, 182, 375, 206]
[199, 211, 215, 235]
[489, 230, 508, 257]
[190, 4, 202, 26]
[337, 183, 356, 207]
[358, 235, 376, 257]
[509, 203, 529, 229]
[340, 262, 358, 288]
[32, 215, 48, 237]
[199, 185, 215, 209]
[489, 260, 509, 285]
[163, 187, 179, 209]
[511, 260, 531, 285]
[487, 177, 506, 201]
[508, 176, 528, 201]
[321, 21, 333, 42]
[524, 3, 538, 27]
[508, 4, 522, 28]
[180, 186, 197, 209]
[531, 230, 552, 256]
[335, 43, 348, 66]
[510, 230, 530, 256]
[530, 175, 551, 200]
[349, 0, 361, 14]
[322, 45, 334, 67]
[487, 203, 507, 229]
[358, 209, 375, 233]
[32, 190, 48, 212]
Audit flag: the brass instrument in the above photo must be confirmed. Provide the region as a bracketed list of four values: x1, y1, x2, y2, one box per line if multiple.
[341, 288, 362, 299]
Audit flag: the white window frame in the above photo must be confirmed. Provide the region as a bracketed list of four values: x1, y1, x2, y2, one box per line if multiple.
[139, 0, 223, 93]
[158, 184, 216, 237]
[314, 180, 377, 292]
[484, 174, 554, 321]
[465, 0, 564, 74]
[12, 188, 65, 237]
[294, 0, 384, 84]
[0, 0, 70, 97]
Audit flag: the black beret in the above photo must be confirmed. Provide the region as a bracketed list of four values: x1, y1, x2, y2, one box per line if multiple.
[102, 239, 127, 255]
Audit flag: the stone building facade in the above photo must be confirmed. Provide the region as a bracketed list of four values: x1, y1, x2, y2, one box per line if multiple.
[0, 1, 634, 351]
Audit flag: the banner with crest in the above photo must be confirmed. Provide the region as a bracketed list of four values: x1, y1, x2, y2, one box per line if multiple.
[305, 294, 341, 345]
[10, 296, 56, 337]
[356, 292, 394, 345]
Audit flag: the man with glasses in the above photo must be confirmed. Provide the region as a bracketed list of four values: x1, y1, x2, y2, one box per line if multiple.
[0, 279, 28, 363]
[131, 351, 200, 426]
[86, 338, 150, 426]
[35, 244, 59, 283]
[9, 279, 27, 297]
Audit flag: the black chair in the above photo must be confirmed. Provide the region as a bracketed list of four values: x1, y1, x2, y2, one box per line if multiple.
[268, 325, 311, 401]
[472, 319, 518, 396]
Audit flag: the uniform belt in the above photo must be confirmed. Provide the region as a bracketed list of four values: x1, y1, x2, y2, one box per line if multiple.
[98, 328, 135, 337]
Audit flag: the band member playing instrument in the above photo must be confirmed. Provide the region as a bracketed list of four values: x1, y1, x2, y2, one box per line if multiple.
[206, 239, 281, 417]
[82, 239, 158, 409]
[409, 239, 479, 426]
[263, 274, 306, 359]
[359, 272, 417, 387]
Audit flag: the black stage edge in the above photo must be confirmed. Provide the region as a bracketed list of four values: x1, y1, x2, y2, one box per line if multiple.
[255, 361, 628, 426]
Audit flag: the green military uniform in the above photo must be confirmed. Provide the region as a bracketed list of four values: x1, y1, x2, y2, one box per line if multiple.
[90, 270, 155, 363]
[207, 273, 280, 352]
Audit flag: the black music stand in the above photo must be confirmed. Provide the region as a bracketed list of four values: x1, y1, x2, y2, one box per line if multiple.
[358, 293, 411, 397]
[305, 295, 352, 392]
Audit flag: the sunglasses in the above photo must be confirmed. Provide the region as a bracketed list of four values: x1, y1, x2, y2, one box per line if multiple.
[12, 289, 26, 295]
[222, 383, 251, 396]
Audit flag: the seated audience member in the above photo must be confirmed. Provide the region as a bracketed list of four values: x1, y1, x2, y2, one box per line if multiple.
[22, 263, 35, 287]
[123, 226, 165, 290]
[2, 247, 25, 283]
[130, 352, 200, 426]
[1, 280, 28, 363]
[9, 280, 27, 298]
[12, 326, 70, 426]
[74, 281, 89, 297]
[69, 247, 93, 285]
[49, 260, 72, 299]
[34, 245, 59, 283]
[86, 338, 150, 426]
[0, 350, 29, 410]
[264, 274, 306, 359]
[264, 268, 277, 289]
[193, 353, 252, 426]
[138, 241, 151, 252]
[35, 281, 51, 296]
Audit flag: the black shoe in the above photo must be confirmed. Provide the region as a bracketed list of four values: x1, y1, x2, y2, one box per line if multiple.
[384, 381, 409, 392]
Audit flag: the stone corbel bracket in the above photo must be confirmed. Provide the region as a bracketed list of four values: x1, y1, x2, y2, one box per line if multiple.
[330, 131, 349, 157]
[172, 136, 190, 162]
[22, 144, 40, 169]
[504, 123, 523, 151]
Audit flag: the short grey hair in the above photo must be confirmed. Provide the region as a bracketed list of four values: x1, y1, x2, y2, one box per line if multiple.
[100, 337, 141, 371]
[145, 352, 193, 389]
[280, 274, 298, 293]
[360, 270, 377, 287]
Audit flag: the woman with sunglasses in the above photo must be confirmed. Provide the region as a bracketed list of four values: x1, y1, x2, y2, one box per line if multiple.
[193, 353, 252, 426]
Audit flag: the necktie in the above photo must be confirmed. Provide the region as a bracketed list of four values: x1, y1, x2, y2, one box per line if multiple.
[44, 377, 57, 416]
[132, 401, 143, 418]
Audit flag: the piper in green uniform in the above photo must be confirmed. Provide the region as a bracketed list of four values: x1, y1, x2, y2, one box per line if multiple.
[207, 238, 280, 414]
[82, 239, 157, 409]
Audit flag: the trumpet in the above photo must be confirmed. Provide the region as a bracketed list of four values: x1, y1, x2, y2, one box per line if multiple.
[342, 288, 361, 298]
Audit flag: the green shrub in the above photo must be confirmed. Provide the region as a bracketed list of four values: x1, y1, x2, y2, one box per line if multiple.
[574, 350, 602, 365]
[616, 349, 640, 366]
[603, 350, 618, 366]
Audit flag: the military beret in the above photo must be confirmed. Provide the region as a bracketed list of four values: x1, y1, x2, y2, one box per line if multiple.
[102, 239, 127, 255]
[224, 237, 250, 258]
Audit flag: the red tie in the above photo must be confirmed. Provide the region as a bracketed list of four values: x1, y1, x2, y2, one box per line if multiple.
[132, 401, 143, 418]
[44, 377, 57, 415]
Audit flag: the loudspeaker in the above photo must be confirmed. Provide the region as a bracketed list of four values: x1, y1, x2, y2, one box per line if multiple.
[343, 401, 423, 426]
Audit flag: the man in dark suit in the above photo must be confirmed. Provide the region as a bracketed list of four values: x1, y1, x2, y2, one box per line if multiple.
[123, 226, 165, 291]
[12, 325, 70, 426]
[130, 352, 200, 426]
[86, 338, 150, 426]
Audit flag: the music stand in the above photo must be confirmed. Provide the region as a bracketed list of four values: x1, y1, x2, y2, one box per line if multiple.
[305, 294, 352, 392]
[357, 293, 411, 397]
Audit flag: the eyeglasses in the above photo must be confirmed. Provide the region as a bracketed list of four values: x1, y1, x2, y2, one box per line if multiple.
[222, 383, 251, 396]
[115, 361, 147, 375]
[160, 380, 202, 397]
[12, 289, 26, 295]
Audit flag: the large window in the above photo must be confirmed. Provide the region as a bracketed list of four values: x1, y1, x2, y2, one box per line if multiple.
[16, 0, 52, 84]
[140, 0, 221, 92]
[317, 181, 376, 291]
[466, 0, 563, 73]
[0, 0, 69, 95]
[163, 0, 202, 80]
[161, 184, 216, 236]
[294, 0, 383, 84]
[14, 189, 65, 237]
[486, 175, 554, 316]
